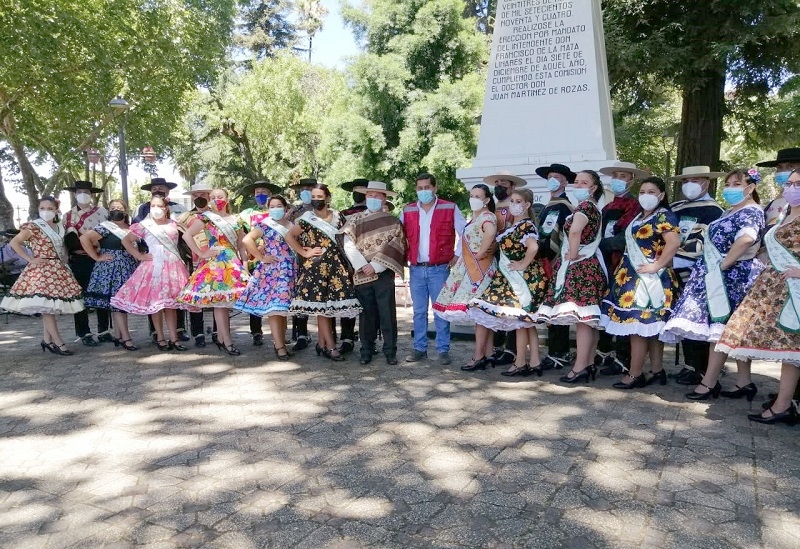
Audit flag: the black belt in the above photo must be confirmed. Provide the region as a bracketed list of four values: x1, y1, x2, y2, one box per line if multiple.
[413, 262, 447, 267]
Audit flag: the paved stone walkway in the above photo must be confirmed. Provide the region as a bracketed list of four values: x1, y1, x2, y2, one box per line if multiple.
[0, 308, 799, 548]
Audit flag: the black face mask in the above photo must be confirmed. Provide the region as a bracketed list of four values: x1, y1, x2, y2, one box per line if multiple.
[311, 199, 326, 211]
[494, 186, 509, 201]
[108, 210, 126, 222]
[194, 197, 208, 209]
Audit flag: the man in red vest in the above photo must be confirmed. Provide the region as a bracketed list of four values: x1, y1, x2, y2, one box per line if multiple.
[400, 173, 466, 365]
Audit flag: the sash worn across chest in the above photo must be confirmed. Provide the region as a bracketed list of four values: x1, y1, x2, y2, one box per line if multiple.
[32, 219, 67, 263]
[553, 203, 604, 300]
[765, 215, 800, 333]
[264, 217, 290, 239]
[624, 212, 666, 309]
[141, 219, 181, 260]
[462, 214, 494, 285]
[202, 211, 239, 247]
[98, 221, 130, 242]
[702, 223, 730, 323]
[497, 221, 535, 310]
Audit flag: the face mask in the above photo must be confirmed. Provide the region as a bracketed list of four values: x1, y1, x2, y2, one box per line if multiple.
[573, 188, 591, 202]
[150, 207, 165, 219]
[212, 198, 228, 211]
[311, 199, 326, 211]
[783, 185, 800, 206]
[682, 182, 703, 200]
[300, 190, 312, 204]
[254, 194, 269, 206]
[638, 194, 660, 211]
[38, 210, 56, 222]
[494, 186, 509, 201]
[610, 179, 628, 195]
[194, 197, 208, 209]
[108, 210, 126, 222]
[469, 197, 486, 211]
[417, 189, 434, 204]
[269, 207, 285, 220]
[547, 177, 562, 192]
[509, 203, 526, 217]
[76, 192, 92, 205]
[366, 197, 383, 212]
[722, 187, 746, 206]
[775, 171, 792, 186]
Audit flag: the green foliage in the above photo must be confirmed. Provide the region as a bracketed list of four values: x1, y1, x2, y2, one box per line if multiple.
[236, 0, 297, 61]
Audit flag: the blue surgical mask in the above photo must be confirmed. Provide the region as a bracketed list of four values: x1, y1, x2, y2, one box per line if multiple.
[547, 177, 562, 192]
[300, 190, 312, 204]
[366, 197, 383, 212]
[268, 207, 285, 220]
[573, 188, 591, 202]
[417, 189, 434, 204]
[254, 193, 269, 206]
[610, 178, 628, 195]
[775, 171, 792, 186]
[722, 187, 746, 206]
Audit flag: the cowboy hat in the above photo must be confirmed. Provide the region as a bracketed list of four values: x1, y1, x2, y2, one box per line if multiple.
[64, 180, 103, 194]
[534, 163, 576, 184]
[598, 162, 650, 180]
[341, 178, 369, 192]
[141, 177, 178, 191]
[756, 148, 800, 168]
[482, 171, 527, 187]
[289, 177, 318, 191]
[353, 181, 397, 197]
[189, 181, 214, 195]
[669, 166, 727, 180]
[239, 180, 282, 196]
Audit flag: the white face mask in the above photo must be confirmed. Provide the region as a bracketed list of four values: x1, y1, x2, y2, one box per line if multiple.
[75, 192, 92, 205]
[682, 182, 703, 200]
[509, 203, 526, 217]
[638, 194, 661, 211]
[469, 197, 486, 211]
[150, 207, 165, 219]
[38, 210, 56, 222]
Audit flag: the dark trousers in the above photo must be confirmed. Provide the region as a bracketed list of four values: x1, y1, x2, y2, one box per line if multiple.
[493, 330, 517, 353]
[70, 254, 109, 337]
[597, 331, 631, 362]
[292, 315, 308, 340]
[547, 324, 570, 355]
[250, 314, 262, 336]
[190, 310, 206, 338]
[355, 270, 397, 359]
[682, 338, 710, 375]
[340, 316, 356, 342]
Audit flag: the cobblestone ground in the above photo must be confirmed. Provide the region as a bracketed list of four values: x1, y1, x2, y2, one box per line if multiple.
[0, 307, 799, 549]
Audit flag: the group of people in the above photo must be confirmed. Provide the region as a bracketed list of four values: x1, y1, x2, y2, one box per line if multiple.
[2, 148, 800, 426]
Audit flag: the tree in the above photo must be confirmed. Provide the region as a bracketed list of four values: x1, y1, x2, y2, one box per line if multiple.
[235, 0, 297, 61]
[604, 0, 800, 170]
[295, 0, 329, 63]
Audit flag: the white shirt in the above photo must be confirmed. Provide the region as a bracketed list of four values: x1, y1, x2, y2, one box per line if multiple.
[399, 197, 466, 262]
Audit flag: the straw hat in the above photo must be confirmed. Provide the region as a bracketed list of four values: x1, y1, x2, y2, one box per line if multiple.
[669, 166, 727, 180]
[189, 181, 213, 195]
[598, 162, 650, 180]
[482, 171, 527, 187]
[352, 181, 397, 197]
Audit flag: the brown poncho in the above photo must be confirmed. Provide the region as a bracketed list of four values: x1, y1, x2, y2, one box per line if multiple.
[341, 210, 407, 286]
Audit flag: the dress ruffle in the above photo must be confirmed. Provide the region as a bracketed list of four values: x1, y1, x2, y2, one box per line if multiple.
[537, 303, 602, 328]
[0, 295, 84, 316]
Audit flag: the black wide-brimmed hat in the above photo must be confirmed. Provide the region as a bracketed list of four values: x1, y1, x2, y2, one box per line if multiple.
[240, 180, 282, 196]
[141, 177, 178, 192]
[64, 180, 103, 193]
[341, 178, 369, 192]
[534, 163, 576, 184]
[756, 148, 800, 168]
[289, 177, 318, 190]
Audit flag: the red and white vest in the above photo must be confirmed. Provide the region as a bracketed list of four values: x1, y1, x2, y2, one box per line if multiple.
[402, 199, 456, 265]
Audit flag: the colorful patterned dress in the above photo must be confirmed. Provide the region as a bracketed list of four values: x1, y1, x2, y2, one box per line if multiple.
[716, 214, 800, 364]
[234, 219, 296, 317]
[433, 210, 497, 324]
[0, 221, 84, 315]
[84, 224, 139, 311]
[468, 219, 548, 330]
[662, 204, 765, 343]
[177, 213, 249, 308]
[110, 221, 196, 315]
[536, 201, 607, 327]
[601, 208, 681, 337]
[289, 210, 362, 318]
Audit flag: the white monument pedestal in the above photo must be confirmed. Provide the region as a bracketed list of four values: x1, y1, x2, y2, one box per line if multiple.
[457, 0, 618, 199]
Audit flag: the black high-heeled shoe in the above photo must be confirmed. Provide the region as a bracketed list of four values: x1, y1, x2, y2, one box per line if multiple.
[748, 406, 799, 425]
[686, 381, 721, 400]
[613, 373, 647, 390]
[721, 383, 757, 402]
[501, 363, 530, 377]
[223, 344, 241, 356]
[646, 370, 668, 386]
[40, 340, 50, 353]
[560, 365, 596, 384]
[274, 345, 290, 361]
[169, 341, 188, 352]
[323, 347, 345, 361]
[119, 339, 138, 351]
[156, 340, 170, 351]
[461, 357, 490, 371]
[315, 343, 323, 356]
[98, 333, 114, 343]
[48, 342, 74, 356]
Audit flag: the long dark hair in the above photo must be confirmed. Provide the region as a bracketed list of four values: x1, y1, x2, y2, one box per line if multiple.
[724, 169, 761, 204]
[38, 196, 60, 223]
[640, 176, 671, 211]
[578, 170, 604, 201]
[471, 184, 496, 213]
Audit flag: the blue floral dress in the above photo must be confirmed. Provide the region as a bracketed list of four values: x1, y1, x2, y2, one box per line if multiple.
[84, 225, 139, 311]
[662, 204, 765, 343]
[601, 209, 681, 337]
[234, 220, 296, 317]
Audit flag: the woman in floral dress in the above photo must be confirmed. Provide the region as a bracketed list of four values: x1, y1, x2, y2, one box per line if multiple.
[716, 169, 800, 424]
[601, 177, 681, 389]
[469, 188, 549, 376]
[662, 169, 765, 401]
[433, 184, 497, 371]
[285, 183, 362, 361]
[235, 195, 297, 360]
[112, 195, 196, 351]
[1, 196, 83, 355]
[536, 170, 608, 383]
[178, 188, 249, 356]
[80, 200, 139, 350]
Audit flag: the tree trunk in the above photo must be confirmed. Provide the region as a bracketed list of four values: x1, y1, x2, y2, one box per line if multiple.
[0, 166, 16, 231]
[676, 67, 726, 193]
[6, 135, 42, 215]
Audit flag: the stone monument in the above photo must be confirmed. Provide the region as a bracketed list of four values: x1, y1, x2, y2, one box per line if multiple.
[457, 0, 619, 203]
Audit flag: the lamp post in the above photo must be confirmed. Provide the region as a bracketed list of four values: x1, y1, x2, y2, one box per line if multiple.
[108, 96, 130, 204]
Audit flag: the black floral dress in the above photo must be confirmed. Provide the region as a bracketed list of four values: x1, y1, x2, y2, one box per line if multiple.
[289, 211, 362, 318]
[84, 225, 139, 311]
